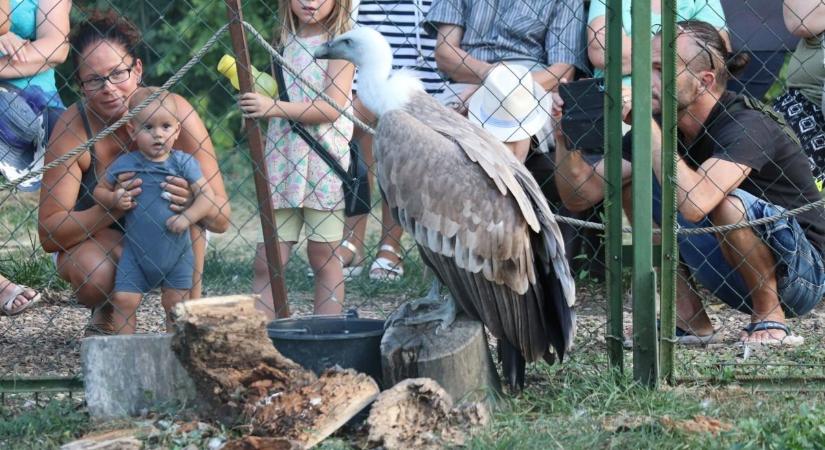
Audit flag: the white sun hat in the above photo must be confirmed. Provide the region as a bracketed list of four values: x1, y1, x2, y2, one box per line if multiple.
[468, 64, 551, 143]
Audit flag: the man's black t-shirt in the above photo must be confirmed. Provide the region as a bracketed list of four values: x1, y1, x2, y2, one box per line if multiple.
[621, 91, 825, 253]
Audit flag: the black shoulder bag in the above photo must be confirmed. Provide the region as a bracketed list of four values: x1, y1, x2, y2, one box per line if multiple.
[272, 59, 371, 217]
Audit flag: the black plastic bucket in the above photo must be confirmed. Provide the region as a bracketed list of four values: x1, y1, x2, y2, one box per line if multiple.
[267, 316, 385, 387]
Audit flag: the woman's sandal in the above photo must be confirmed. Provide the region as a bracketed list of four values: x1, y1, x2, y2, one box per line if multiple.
[0, 283, 41, 316]
[369, 244, 405, 282]
[307, 239, 364, 279]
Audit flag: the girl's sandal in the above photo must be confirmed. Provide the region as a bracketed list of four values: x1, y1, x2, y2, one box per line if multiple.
[369, 244, 405, 282]
[306, 239, 364, 279]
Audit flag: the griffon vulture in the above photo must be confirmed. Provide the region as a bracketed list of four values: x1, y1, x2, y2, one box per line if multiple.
[314, 27, 576, 389]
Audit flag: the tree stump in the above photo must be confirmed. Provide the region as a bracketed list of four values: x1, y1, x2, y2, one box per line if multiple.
[171, 295, 379, 448]
[381, 316, 500, 403]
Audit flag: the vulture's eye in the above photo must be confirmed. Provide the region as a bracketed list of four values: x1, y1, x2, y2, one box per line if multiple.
[343, 38, 352, 46]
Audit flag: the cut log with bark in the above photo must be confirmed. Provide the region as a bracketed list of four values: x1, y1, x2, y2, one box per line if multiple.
[170, 295, 379, 448]
[381, 315, 500, 402]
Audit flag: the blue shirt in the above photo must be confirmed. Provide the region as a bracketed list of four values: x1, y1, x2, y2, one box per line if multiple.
[5, 0, 63, 107]
[105, 150, 203, 259]
[424, 0, 587, 72]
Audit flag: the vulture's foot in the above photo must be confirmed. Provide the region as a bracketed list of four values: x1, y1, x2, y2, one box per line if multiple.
[384, 293, 457, 334]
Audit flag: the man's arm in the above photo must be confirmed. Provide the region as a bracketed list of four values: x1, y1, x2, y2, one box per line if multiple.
[649, 119, 750, 223]
[587, 15, 633, 75]
[532, 63, 575, 92]
[434, 23, 492, 84]
[784, 0, 825, 37]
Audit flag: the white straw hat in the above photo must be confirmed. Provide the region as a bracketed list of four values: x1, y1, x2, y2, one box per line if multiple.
[468, 64, 551, 142]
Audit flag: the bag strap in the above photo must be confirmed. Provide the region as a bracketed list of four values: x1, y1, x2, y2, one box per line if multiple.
[272, 54, 351, 184]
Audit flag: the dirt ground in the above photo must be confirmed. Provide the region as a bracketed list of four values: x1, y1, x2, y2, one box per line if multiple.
[5, 280, 825, 380]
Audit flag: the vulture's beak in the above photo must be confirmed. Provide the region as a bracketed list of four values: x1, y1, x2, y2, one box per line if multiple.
[313, 41, 335, 60]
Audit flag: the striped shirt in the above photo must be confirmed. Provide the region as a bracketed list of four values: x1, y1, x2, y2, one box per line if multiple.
[356, 0, 446, 94]
[424, 0, 587, 75]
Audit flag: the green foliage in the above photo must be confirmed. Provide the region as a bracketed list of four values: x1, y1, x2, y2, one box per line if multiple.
[57, 0, 278, 153]
[0, 400, 89, 449]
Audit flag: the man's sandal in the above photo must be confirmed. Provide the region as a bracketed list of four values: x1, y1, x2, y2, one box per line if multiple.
[369, 244, 405, 282]
[306, 239, 364, 279]
[1, 284, 41, 316]
[739, 321, 805, 347]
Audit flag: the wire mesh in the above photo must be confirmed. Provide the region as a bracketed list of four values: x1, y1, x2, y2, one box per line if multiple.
[5, 0, 825, 396]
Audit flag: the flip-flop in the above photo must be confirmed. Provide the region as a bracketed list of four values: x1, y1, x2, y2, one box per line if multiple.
[1, 284, 41, 316]
[738, 320, 805, 347]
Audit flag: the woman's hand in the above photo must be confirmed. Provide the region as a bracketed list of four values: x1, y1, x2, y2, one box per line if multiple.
[161, 176, 194, 213]
[239, 92, 278, 119]
[0, 32, 29, 63]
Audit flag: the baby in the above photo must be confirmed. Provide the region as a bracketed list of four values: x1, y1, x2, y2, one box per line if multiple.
[94, 86, 215, 333]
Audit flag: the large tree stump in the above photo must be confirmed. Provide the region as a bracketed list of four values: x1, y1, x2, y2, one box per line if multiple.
[381, 316, 500, 403]
[171, 296, 379, 448]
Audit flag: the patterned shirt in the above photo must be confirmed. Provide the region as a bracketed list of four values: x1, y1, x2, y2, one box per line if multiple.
[423, 0, 587, 73]
[356, 0, 445, 94]
[265, 34, 353, 211]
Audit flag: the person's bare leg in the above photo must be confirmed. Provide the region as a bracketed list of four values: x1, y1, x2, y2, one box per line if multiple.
[252, 241, 292, 321]
[109, 291, 141, 335]
[675, 264, 714, 335]
[711, 196, 786, 343]
[504, 138, 531, 162]
[161, 288, 189, 333]
[57, 228, 124, 334]
[308, 240, 344, 315]
[189, 225, 206, 300]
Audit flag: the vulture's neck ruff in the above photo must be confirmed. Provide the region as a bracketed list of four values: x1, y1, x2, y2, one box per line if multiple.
[316, 28, 424, 117]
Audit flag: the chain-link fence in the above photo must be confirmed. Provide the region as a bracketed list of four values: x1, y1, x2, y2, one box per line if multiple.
[3, 0, 825, 397]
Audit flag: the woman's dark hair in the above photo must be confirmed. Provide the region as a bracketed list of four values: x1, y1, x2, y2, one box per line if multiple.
[69, 9, 142, 71]
[675, 19, 750, 88]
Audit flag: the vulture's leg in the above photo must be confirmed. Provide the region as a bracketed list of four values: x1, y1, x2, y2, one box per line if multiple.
[498, 339, 526, 391]
[384, 279, 457, 332]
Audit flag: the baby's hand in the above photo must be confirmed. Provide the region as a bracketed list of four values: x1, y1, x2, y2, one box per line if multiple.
[166, 213, 192, 234]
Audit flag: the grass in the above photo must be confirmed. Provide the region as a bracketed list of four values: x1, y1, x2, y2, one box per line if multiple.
[8, 358, 825, 449]
[0, 398, 89, 449]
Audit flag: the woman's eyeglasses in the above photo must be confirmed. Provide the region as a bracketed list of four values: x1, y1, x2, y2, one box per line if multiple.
[80, 61, 136, 91]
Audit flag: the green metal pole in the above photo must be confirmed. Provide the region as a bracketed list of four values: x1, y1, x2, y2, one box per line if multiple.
[605, 0, 625, 372]
[659, 0, 679, 384]
[631, 0, 658, 387]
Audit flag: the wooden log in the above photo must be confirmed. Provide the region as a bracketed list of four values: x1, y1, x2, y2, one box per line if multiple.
[171, 295, 379, 448]
[381, 316, 500, 403]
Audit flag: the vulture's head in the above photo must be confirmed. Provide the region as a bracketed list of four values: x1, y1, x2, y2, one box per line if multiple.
[314, 27, 392, 71]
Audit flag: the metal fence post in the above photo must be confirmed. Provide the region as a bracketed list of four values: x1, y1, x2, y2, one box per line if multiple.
[225, 0, 290, 318]
[605, 0, 625, 373]
[659, 0, 679, 385]
[631, 0, 659, 387]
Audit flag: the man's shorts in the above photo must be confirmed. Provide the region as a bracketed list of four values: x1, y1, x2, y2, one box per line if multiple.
[257, 208, 344, 244]
[653, 182, 825, 317]
[114, 243, 194, 293]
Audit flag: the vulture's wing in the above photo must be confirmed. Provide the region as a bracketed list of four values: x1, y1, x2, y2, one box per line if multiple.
[402, 93, 541, 232]
[374, 104, 576, 359]
[374, 108, 537, 295]
[403, 93, 575, 307]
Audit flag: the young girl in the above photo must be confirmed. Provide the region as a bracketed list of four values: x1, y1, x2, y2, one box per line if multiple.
[239, 0, 354, 319]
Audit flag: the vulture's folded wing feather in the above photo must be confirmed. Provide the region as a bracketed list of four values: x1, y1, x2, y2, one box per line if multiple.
[374, 109, 536, 294]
